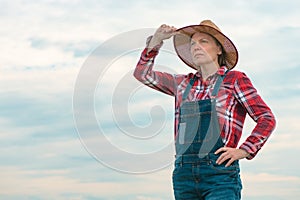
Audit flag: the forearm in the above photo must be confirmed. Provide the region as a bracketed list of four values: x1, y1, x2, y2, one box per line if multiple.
[146, 36, 164, 54]
[146, 24, 177, 54]
[133, 47, 177, 96]
[133, 47, 157, 84]
[239, 112, 276, 159]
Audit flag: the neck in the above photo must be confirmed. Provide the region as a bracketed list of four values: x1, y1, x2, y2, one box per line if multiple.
[198, 62, 220, 81]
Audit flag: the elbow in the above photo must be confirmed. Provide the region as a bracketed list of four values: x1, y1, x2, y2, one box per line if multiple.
[270, 113, 276, 131]
[133, 68, 139, 79]
[256, 111, 276, 132]
[133, 68, 143, 82]
[264, 111, 277, 132]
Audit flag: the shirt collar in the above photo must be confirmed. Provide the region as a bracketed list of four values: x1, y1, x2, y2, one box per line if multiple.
[194, 66, 228, 78]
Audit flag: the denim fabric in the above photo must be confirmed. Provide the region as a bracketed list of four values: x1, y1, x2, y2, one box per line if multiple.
[172, 153, 242, 200]
[176, 99, 223, 156]
[175, 75, 226, 156]
[173, 75, 242, 199]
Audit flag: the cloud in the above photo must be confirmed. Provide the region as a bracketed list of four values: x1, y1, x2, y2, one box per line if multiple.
[242, 172, 300, 199]
[0, 0, 300, 199]
[0, 166, 174, 199]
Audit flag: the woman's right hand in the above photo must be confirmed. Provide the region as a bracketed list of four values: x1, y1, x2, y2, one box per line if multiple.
[153, 24, 177, 42]
[147, 24, 177, 51]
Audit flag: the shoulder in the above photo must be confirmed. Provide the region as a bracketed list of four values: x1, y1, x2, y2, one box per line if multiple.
[226, 70, 257, 93]
[173, 72, 196, 89]
[174, 72, 194, 80]
[224, 70, 251, 83]
[226, 70, 246, 78]
[222, 70, 254, 91]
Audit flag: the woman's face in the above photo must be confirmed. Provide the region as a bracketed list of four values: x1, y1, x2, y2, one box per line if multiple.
[190, 32, 222, 67]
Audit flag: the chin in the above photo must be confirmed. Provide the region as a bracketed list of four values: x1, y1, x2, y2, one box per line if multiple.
[193, 61, 205, 67]
[193, 59, 207, 66]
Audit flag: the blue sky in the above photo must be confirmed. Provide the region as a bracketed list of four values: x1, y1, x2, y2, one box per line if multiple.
[0, 0, 299, 199]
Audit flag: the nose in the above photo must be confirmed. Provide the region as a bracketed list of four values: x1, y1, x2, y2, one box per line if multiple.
[191, 42, 203, 53]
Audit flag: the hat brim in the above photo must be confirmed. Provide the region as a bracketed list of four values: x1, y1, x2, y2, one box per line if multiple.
[173, 25, 238, 70]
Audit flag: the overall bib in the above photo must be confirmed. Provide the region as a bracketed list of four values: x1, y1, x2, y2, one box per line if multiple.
[172, 74, 242, 200]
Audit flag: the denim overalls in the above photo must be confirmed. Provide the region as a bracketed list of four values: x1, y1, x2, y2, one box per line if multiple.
[172, 74, 242, 200]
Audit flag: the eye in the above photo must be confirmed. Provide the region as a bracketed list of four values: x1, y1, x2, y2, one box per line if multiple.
[200, 39, 208, 43]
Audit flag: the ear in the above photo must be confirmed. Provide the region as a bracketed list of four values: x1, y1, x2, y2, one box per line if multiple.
[217, 45, 222, 55]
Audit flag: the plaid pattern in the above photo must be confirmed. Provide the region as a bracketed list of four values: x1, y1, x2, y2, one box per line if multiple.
[134, 47, 276, 160]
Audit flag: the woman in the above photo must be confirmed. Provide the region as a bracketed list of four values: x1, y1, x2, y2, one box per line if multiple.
[134, 20, 276, 200]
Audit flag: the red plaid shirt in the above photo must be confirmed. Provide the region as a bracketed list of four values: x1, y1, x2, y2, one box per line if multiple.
[134, 46, 276, 160]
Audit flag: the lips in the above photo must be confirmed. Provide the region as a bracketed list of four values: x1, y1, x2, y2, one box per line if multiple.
[193, 52, 205, 58]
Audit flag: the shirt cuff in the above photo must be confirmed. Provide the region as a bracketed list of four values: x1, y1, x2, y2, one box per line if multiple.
[239, 145, 256, 160]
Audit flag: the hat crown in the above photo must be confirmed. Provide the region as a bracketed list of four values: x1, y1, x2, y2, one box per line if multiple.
[199, 20, 221, 32]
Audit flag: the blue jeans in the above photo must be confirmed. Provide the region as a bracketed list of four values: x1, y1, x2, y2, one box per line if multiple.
[172, 153, 242, 200]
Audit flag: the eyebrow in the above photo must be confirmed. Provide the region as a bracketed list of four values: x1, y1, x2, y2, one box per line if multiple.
[191, 35, 221, 47]
[190, 37, 209, 44]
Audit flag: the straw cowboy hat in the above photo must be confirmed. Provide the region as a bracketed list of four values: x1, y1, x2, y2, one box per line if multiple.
[173, 20, 238, 70]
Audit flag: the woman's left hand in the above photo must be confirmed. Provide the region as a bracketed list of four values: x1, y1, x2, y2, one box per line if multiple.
[215, 147, 250, 167]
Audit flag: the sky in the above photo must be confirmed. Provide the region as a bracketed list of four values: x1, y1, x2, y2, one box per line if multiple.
[0, 0, 300, 199]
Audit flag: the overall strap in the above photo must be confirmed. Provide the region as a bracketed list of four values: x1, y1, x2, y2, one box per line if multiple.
[182, 71, 228, 101]
[182, 77, 196, 101]
[211, 74, 225, 98]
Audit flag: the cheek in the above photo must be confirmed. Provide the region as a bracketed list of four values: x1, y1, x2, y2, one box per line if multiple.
[189, 44, 194, 53]
[189, 45, 194, 53]
[208, 46, 221, 56]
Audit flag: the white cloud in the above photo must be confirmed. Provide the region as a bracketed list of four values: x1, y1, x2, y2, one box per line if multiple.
[0, 166, 174, 199]
[0, 0, 299, 199]
[242, 172, 300, 199]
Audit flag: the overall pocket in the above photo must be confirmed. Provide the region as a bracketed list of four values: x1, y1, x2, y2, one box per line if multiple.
[178, 111, 213, 144]
[209, 154, 239, 174]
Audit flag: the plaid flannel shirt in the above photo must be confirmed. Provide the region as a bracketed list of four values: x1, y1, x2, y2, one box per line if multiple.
[133, 45, 276, 160]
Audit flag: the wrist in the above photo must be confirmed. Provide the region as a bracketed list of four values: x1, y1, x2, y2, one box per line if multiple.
[146, 36, 163, 54]
[239, 148, 250, 159]
[151, 35, 163, 45]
